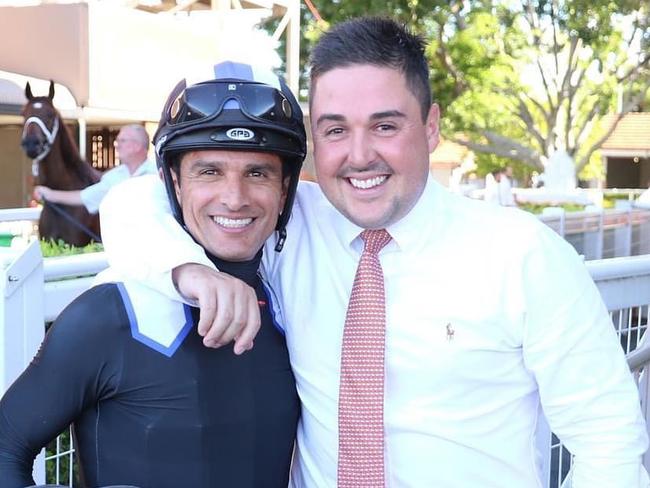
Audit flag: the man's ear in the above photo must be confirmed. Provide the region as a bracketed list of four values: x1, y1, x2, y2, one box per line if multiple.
[170, 169, 181, 203]
[425, 104, 441, 154]
[279, 175, 290, 213]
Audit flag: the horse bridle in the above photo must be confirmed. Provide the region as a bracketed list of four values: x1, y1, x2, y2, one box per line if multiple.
[22, 114, 60, 173]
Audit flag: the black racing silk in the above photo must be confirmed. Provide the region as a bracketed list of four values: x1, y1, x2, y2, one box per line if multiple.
[0, 250, 299, 488]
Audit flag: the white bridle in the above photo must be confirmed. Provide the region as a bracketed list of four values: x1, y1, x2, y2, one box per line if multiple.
[22, 115, 60, 173]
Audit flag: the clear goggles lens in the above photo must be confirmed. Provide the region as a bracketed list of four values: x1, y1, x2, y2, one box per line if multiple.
[168, 81, 293, 126]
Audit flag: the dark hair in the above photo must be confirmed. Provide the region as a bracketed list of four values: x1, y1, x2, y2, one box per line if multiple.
[309, 16, 431, 120]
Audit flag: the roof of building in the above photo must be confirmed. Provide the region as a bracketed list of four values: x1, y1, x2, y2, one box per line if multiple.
[429, 137, 471, 167]
[0, 78, 25, 108]
[601, 112, 650, 151]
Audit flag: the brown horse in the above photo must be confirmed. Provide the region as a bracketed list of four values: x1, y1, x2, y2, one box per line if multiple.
[21, 81, 101, 246]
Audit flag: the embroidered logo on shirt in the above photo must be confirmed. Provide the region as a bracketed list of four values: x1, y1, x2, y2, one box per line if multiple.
[446, 323, 455, 341]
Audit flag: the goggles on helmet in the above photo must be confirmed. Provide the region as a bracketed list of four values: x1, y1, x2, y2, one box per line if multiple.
[167, 80, 295, 130]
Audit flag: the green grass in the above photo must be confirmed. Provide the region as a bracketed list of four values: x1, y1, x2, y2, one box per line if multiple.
[40, 239, 103, 257]
[518, 202, 586, 214]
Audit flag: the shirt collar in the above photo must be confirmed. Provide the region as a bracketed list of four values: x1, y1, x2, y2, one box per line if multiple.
[341, 174, 451, 253]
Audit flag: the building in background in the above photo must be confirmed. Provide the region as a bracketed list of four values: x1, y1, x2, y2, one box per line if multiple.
[0, 0, 300, 207]
[601, 112, 650, 189]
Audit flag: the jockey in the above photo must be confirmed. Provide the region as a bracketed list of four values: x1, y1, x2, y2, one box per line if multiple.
[0, 61, 305, 488]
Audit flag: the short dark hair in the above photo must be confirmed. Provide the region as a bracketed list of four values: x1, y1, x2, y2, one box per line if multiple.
[309, 16, 431, 120]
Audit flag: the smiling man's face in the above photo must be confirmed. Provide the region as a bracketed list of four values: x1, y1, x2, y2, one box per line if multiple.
[310, 64, 439, 229]
[173, 149, 287, 261]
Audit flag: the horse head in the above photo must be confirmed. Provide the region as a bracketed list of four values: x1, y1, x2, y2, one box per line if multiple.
[21, 81, 60, 162]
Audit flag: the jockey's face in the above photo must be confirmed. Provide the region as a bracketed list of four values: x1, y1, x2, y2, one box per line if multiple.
[172, 149, 288, 262]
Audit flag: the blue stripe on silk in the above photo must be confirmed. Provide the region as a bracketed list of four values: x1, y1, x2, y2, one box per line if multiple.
[116, 282, 194, 358]
[261, 281, 285, 335]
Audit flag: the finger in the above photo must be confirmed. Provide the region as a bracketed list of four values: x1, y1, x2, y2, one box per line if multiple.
[196, 289, 218, 338]
[204, 283, 251, 347]
[214, 290, 251, 347]
[202, 288, 235, 348]
[233, 296, 261, 355]
[213, 317, 245, 349]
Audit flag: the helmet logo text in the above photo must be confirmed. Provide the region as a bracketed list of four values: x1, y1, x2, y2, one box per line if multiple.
[226, 128, 254, 141]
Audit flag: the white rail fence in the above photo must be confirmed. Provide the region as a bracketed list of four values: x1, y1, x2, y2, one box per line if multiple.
[540, 203, 650, 259]
[0, 209, 649, 486]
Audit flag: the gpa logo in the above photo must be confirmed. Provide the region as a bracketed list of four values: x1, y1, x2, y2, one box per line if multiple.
[226, 128, 254, 141]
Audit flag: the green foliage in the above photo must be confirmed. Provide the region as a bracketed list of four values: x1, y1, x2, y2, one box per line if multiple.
[518, 202, 586, 214]
[275, 0, 649, 181]
[40, 239, 103, 257]
[45, 429, 80, 486]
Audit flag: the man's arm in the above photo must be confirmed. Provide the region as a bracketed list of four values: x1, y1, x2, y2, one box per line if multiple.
[520, 225, 649, 486]
[0, 287, 118, 487]
[99, 175, 259, 353]
[33, 185, 83, 206]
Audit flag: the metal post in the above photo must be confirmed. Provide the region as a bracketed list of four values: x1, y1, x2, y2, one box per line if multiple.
[285, 0, 300, 95]
[78, 111, 87, 160]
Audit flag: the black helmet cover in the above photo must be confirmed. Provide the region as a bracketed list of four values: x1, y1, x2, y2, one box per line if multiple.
[155, 61, 307, 252]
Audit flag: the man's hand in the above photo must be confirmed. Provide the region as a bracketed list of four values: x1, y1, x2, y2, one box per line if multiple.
[33, 185, 52, 202]
[172, 263, 260, 355]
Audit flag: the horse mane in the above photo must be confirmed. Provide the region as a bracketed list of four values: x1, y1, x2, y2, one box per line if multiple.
[54, 110, 101, 186]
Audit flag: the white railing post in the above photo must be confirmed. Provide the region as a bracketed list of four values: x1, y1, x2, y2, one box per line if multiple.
[635, 208, 650, 256]
[0, 241, 44, 393]
[614, 201, 633, 257]
[0, 240, 46, 484]
[581, 208, 603, 260]
[542, 207, 566, 237]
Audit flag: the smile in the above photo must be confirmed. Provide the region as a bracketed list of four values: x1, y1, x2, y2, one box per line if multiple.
[349, 175, 388, 189]
[212, 216, 253, 228]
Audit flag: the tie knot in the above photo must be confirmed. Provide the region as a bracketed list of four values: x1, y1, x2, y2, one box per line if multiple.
[360, 229, 391, 255]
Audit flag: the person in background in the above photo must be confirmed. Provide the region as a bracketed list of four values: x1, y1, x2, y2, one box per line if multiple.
[484, 168, 501, 205]
[498, 165, 517, 206]
[0, 62, 303, 488]
[33, 124, 157, 213]
[99, 17, 649, 487]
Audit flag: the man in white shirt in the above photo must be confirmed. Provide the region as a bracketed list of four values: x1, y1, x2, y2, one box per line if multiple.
[100, 17, 649, 487]
[34, 124, 157, 213]
[483, 169, 501, 205]
[499, 166, 517, 206]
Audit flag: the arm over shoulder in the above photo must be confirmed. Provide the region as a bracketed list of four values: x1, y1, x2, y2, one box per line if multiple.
[99, 174, 215, 297]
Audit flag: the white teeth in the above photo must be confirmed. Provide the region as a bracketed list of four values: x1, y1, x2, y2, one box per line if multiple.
[213, 216, 252, 228]
[349, 175, 387, 189]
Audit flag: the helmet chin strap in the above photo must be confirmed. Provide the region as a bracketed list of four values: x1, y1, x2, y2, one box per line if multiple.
[23, 116, 59, 164]
[274, 227, 287, 252]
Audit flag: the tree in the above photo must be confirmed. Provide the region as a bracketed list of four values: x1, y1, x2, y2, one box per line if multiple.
[278, 0, 650, 180]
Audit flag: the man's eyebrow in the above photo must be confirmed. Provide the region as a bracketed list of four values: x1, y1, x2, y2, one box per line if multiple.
[244, 161, 282, 174]
[315, 110, 406, 127]
[370, 110, 406, 120]
[315, 113, 345, 127]
[188, 159, 221, 169]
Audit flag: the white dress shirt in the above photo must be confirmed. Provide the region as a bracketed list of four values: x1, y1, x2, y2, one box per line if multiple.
[80, 158, 157, 213]
[100, 174, 649, 488]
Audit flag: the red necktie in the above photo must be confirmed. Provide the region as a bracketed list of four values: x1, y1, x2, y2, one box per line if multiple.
[338, 229, 392, 487]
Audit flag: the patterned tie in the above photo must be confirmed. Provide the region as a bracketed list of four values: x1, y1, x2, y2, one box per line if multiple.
[338, 229, 392, 488]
